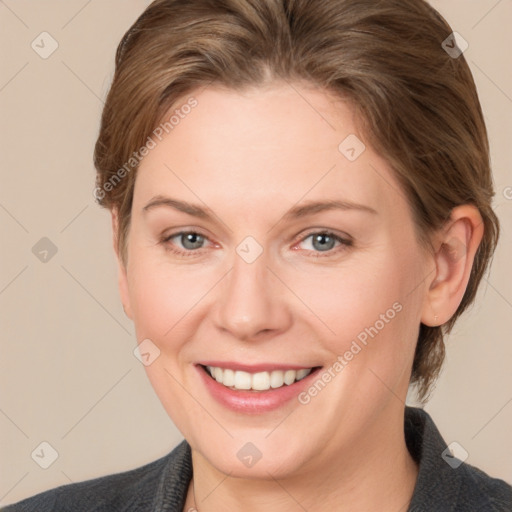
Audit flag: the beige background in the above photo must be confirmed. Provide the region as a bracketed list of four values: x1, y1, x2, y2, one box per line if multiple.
[1, 0, 511, 506]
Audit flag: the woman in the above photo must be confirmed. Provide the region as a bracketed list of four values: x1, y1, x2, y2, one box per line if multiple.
[4, 0, 511, 510]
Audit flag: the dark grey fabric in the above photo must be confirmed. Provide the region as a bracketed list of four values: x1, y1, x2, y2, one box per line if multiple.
[3, 407, 511, 511]
[404, 408, 512, 511]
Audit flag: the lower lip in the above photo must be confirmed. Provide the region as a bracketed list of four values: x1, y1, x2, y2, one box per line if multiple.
[197, 365, 321, 414]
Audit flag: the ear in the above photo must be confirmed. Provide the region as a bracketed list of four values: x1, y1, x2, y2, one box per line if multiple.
[421, 205, 484, 326]
[111, 208, 133, 320]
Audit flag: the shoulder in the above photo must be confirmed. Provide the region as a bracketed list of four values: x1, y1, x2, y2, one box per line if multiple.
[405, 406, 512, 512]
[1, 441, 192, 512]
[453, 460, 512, 512]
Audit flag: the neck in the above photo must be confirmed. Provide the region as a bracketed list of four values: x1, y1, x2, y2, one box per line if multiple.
[184, 407, 418, 512]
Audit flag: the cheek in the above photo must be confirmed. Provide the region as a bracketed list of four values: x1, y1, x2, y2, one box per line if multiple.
[289, 255, 409, 340]
[125, 259, 215, 431]
[126, 256, 219, 349]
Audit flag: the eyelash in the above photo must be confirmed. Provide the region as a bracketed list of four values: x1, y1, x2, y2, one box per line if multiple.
[159, 229, 353, 258]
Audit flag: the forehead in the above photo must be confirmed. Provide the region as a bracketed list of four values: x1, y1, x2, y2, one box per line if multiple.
[133, 83, 405, 221]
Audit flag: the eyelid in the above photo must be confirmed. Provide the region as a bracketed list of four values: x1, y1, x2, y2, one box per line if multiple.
[162, 228, 210, 242]
[292, 228, 352, 245]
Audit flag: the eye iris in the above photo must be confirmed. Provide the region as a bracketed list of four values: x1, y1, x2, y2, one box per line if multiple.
[182, 233, 204, 250]
[312, 233, 335, 252]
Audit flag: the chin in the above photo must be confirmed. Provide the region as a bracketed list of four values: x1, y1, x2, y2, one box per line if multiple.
[191, 433, 313, 480]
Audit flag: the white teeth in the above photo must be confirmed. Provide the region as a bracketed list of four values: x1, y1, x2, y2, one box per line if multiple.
[205, 366, 313, 391]
[252, 372, 271, 391]
[270, 371, 284, 389]
[213, 367, 223, 383]
[283, 369, 296, 385]
[296, 369, 310, 381]
[234, 371, 252, 390]
[222, 368, 235, 387]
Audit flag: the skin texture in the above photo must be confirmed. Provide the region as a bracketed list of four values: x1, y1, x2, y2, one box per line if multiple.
[112, 82, 483, 512]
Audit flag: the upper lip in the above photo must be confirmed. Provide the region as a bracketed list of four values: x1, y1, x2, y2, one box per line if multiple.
[197, 361, 320, 372]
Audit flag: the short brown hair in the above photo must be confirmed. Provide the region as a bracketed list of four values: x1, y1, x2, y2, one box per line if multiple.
[94, 0, 500, 402]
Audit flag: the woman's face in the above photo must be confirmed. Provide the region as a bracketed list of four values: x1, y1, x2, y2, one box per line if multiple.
[118, 82, 433, 478]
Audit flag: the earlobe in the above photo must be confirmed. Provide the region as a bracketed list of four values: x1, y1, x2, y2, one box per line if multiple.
[421, 205, 484, 326]
[111, 209, 133, 320]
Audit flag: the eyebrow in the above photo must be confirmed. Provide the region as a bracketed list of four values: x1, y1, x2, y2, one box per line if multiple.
[142, 195, 378, 219]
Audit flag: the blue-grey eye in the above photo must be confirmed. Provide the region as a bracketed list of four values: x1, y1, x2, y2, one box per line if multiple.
[180, 232, 205, 250]
[310, 233, 337, 252]
[165, 232, 205, 250]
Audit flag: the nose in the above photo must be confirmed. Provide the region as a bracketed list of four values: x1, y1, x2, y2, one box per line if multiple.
[213, 248, 292, 341]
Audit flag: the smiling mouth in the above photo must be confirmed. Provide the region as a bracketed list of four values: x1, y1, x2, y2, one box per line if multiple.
[200, 365, 321, 391]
